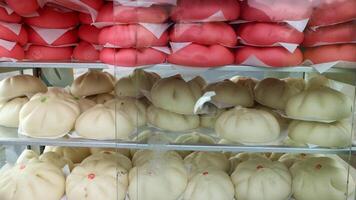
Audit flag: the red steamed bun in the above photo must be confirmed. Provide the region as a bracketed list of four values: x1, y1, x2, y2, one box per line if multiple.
[237, 22, 304, 46]
[303, 21, 356, 47]
[304, 44, 356, 64]
[98, 24, 168, 48]
[24, 6, 79, 29]
[100, 47, 167, 66]
[171, 0, 240, 22]
[168, 44, 235, 67]
[170, 22, 237, 46]
[235, 46, 303, 67]
[73, 41, 100, 62]
[26, 45, 73, 61]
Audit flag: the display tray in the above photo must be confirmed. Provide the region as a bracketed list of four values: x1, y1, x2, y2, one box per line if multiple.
[0, 126, 353, 154]
[0, 62, 354, 73]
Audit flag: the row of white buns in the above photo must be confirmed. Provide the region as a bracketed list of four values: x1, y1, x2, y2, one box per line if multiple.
[0, 71, 353, 147]
[0, 146, 354, 200]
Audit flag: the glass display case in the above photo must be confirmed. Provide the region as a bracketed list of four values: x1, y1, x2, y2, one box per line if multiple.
[0, 0, 355, 200]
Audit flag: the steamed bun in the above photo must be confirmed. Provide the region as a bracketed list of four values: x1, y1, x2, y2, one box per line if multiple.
[215, 107, 280, 144]
[254, 77, 305, 110]
[288, 120, 351, 147]
[286, 86, 352, 121]
[278, 153, 323, 168]
[43, 146, 90, 164]
[0, 159, 65, 200]
[19, 94, 80, 138]
[0, 97, 28, 127]
[291, 157, 355, 200]
[0, 75, 47, 102]
[204, 79, 254, 107]
[150, 75, 202, 115]
[66, 157, 129, 200]
[75, 105, 134, 140]
[128, 150, 188, 200]
[87, 93, 115, 104]
[71, 70, 115, 97]
[174, 132, 215, 157]
[16, 149, 39, 164]
[105, 98, 147, 127]
[184, 151, 230, 176]
[229, 153, 268, 173]
[147, 105, 200, 131]
[200, 108, 225, 128]
[183, 169, 234, 200]
[39, 152, 74, 170]
[115, 69, 160, 98]
[231, 157, 292, 200]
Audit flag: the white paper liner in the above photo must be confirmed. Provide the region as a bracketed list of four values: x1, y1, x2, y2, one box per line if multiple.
[194, 91, 216, 114]
[62, 164, 70, 177]
[0, 57, 18, 62]
[114, 0, 177, 7]
[151, 46, 171, 54]
[0, 39, 16, 51]
[230, 19, 251, 25]
[170, 42, 191, 53]
[201, 10, 227, 22]
[21, 11, 40, 17]
[30, 26, 74, 45]
[46, 0, 98, 22]
[273, 109, 337, 123]
[284, 19, 309, 32]
[67, 128, 138, 141]
[95, 23, 171, 39]
[0, 21, 22, 36]
[146, 123, 202, 135]
[304, 40, 356, 48]
[92, 22, 115, 29]
[102, 44, 170, 54]
[0, 2, 14, 15]
[309, 18, 356, 30]
[18, 124, 69, 139]
[286, 136, 353, 149]
[4, 146, 18, 164]
[24, 43, 77, 51]
[139, 23, 170, 39]
[92, 44, 103, 50]
[240, 55, 273, 68]
[193, 91, 237, 115]
[238, 37, 299, 53]
[231, 19, 309, 32]
[44, 2, 76, 13]
[218, 129, 288, 146]
[303, 60, 356, 73]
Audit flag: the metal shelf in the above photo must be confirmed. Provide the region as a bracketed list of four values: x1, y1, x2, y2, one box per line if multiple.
[0, 127, 353, 154]
[0, 62, 354, 73]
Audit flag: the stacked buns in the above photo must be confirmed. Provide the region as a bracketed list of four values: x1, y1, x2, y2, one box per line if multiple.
[1, 148, 353, 200]
[0, 72, 352, 147]
[285, 77, 353, 147]
[148, 75, 202, 131]
[0, 75, 46, 128]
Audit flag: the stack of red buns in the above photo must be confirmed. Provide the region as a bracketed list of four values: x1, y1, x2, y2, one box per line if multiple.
[73, 24, 101, 62]
[303, 0, 356, 64]
[0, 0, 354, 69]
[168, 0, 239, 67]
[0, 3, 26, 60]
[42, 0, 103, 62]
[97, 1, 171, 66]
[24, 6, 79, 61]
[5, 0, 39, 16]
[235, 0, 312, 67]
